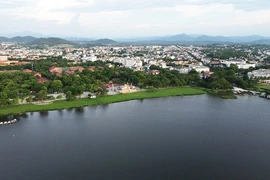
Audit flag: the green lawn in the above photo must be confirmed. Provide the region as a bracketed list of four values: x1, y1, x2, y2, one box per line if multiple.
[0, 87, 205, 116]
[256, 83, 270, 91]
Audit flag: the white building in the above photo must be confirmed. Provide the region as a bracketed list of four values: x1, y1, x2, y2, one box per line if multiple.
[222, 60, 256, 69]
[190, 65, 210, 73]
[237, 63, 256, 69]
[125, 58, 137, 68]
[178, 68, 190, 74]
[0, 55, 8, 61]
[63, 54, 80, 61]
[248, 69, 270, 79]
[81, 55, 97, 62]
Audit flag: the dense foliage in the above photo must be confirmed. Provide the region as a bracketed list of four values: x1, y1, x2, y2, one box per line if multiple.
[0, 56, 259, 107]
[204, 49, 248, 59]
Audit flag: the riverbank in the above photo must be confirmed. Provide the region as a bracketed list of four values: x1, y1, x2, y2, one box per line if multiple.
[203, 89, 237, 99]
[0, 87, 205, 116]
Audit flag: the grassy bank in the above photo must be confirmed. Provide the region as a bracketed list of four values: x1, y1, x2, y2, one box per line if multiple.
[0, 87, 205, 116]
[256, 83, 270, 92]
[203, 89, 237, 99]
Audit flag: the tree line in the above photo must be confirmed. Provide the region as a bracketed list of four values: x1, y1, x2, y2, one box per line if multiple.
[0, 57, 259, 107]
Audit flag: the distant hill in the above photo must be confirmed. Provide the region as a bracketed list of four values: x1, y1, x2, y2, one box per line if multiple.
[67, 38, 117, 45]
[159, 34, 195, 41]
[230, 35, 266, 42]
[117, 34, 270, 44]
[251, 39, 270, 45]
[10, 36, 37, 43]
[157, 34, 268, 43]
[1, 34, 270, 46]
[93, 38, 117, 44]
[0, 36, 37, 43]
[195, 35, 232, 42]
[0, 36, 9, 42]
[27, 37, 73, 46]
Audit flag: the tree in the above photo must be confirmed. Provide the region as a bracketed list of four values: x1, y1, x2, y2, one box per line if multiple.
[65, 91, 76, 101]
[0, 92, 8, 107]
[49, 80, 63, 93]
[209, 78, 233, 90]
[36, 87, 47, 101]
[88, 84, 98, 93]
[76, 85, 86, 98]
[96, 87, 108, 96]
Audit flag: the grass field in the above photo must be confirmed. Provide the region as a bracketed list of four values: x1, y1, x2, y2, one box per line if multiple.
[0, 87, 205, 116]
[256, 83, 270, 91]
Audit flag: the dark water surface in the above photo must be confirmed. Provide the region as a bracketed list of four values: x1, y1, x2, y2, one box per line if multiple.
[1, 95, 270, 180]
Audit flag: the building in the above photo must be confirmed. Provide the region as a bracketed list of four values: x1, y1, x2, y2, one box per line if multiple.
[81, 55, 97, 62]
[237, 63, 256, 69]
[222, 60, 256, 69]
[200, 72, 214, 79]
[0, 55, 8, 61]
[119, 84, 138, 94]
[125, 58, 136, 68]
[23, 69, 33, 73]
[150, 70, 160, 75]
[49, 66, 63, 74]
[178, 68, 190, 74]
[190, 65, 210, 73]
[210, 60, 224, 68]
[248, 69, 270, 79]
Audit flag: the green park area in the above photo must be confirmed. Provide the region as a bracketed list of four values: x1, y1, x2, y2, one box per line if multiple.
[0, 87, 205, 116]
[256, 83, 270, 91]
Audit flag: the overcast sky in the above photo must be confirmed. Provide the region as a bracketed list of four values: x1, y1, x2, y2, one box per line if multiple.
[1, 0, 270, 38]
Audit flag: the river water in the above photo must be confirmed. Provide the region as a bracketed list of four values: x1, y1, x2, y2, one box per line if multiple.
[0, 95, 270, 180]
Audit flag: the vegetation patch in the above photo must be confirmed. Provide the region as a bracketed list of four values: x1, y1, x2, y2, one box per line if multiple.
[204, 89, 237, 99]
[256, 83, 270, 91]
[0, 87, 205, 116]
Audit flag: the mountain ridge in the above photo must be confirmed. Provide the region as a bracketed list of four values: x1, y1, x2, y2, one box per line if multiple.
[1, 34, 270, 45]
[27, 37, 73, 46]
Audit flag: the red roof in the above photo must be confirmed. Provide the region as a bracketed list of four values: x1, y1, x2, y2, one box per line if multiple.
[49, 66, 56, 71]
[88, 66, 95, 72]
[49, 67, 62, 74]
[23, 69, 33, 73]
[34, 73, 42, 78]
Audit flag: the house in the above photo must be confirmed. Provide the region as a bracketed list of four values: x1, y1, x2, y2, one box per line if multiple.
[49, 66, 62, 74]
[70, 67, 84, 72]
[23, 69, 33, 73]
[34, 72, 42, 78]
[65, 70, 75, 75]
[200, 72, 214, 79]
[88, 66, 95, 72]
[150, 70, 160, 75]
[34, 73, 48, 83]
[210, 60, 224, 68]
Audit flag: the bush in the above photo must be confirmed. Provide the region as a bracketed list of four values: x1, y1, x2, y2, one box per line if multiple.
[56, 95, 63, 99]
[26, 97, 33, 103]
[46, 96, 55, 100]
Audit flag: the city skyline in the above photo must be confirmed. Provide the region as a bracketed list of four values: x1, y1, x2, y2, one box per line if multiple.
[1, 0, 270, 38]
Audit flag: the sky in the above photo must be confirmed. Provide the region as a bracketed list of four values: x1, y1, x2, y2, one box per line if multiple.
[1, 0, 270, 38]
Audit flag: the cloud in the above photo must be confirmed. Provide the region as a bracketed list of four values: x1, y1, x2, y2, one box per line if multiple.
[1, 0, 270, 37]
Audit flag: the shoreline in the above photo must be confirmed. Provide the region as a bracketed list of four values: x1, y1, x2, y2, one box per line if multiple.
[0, 87, 206, 116]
